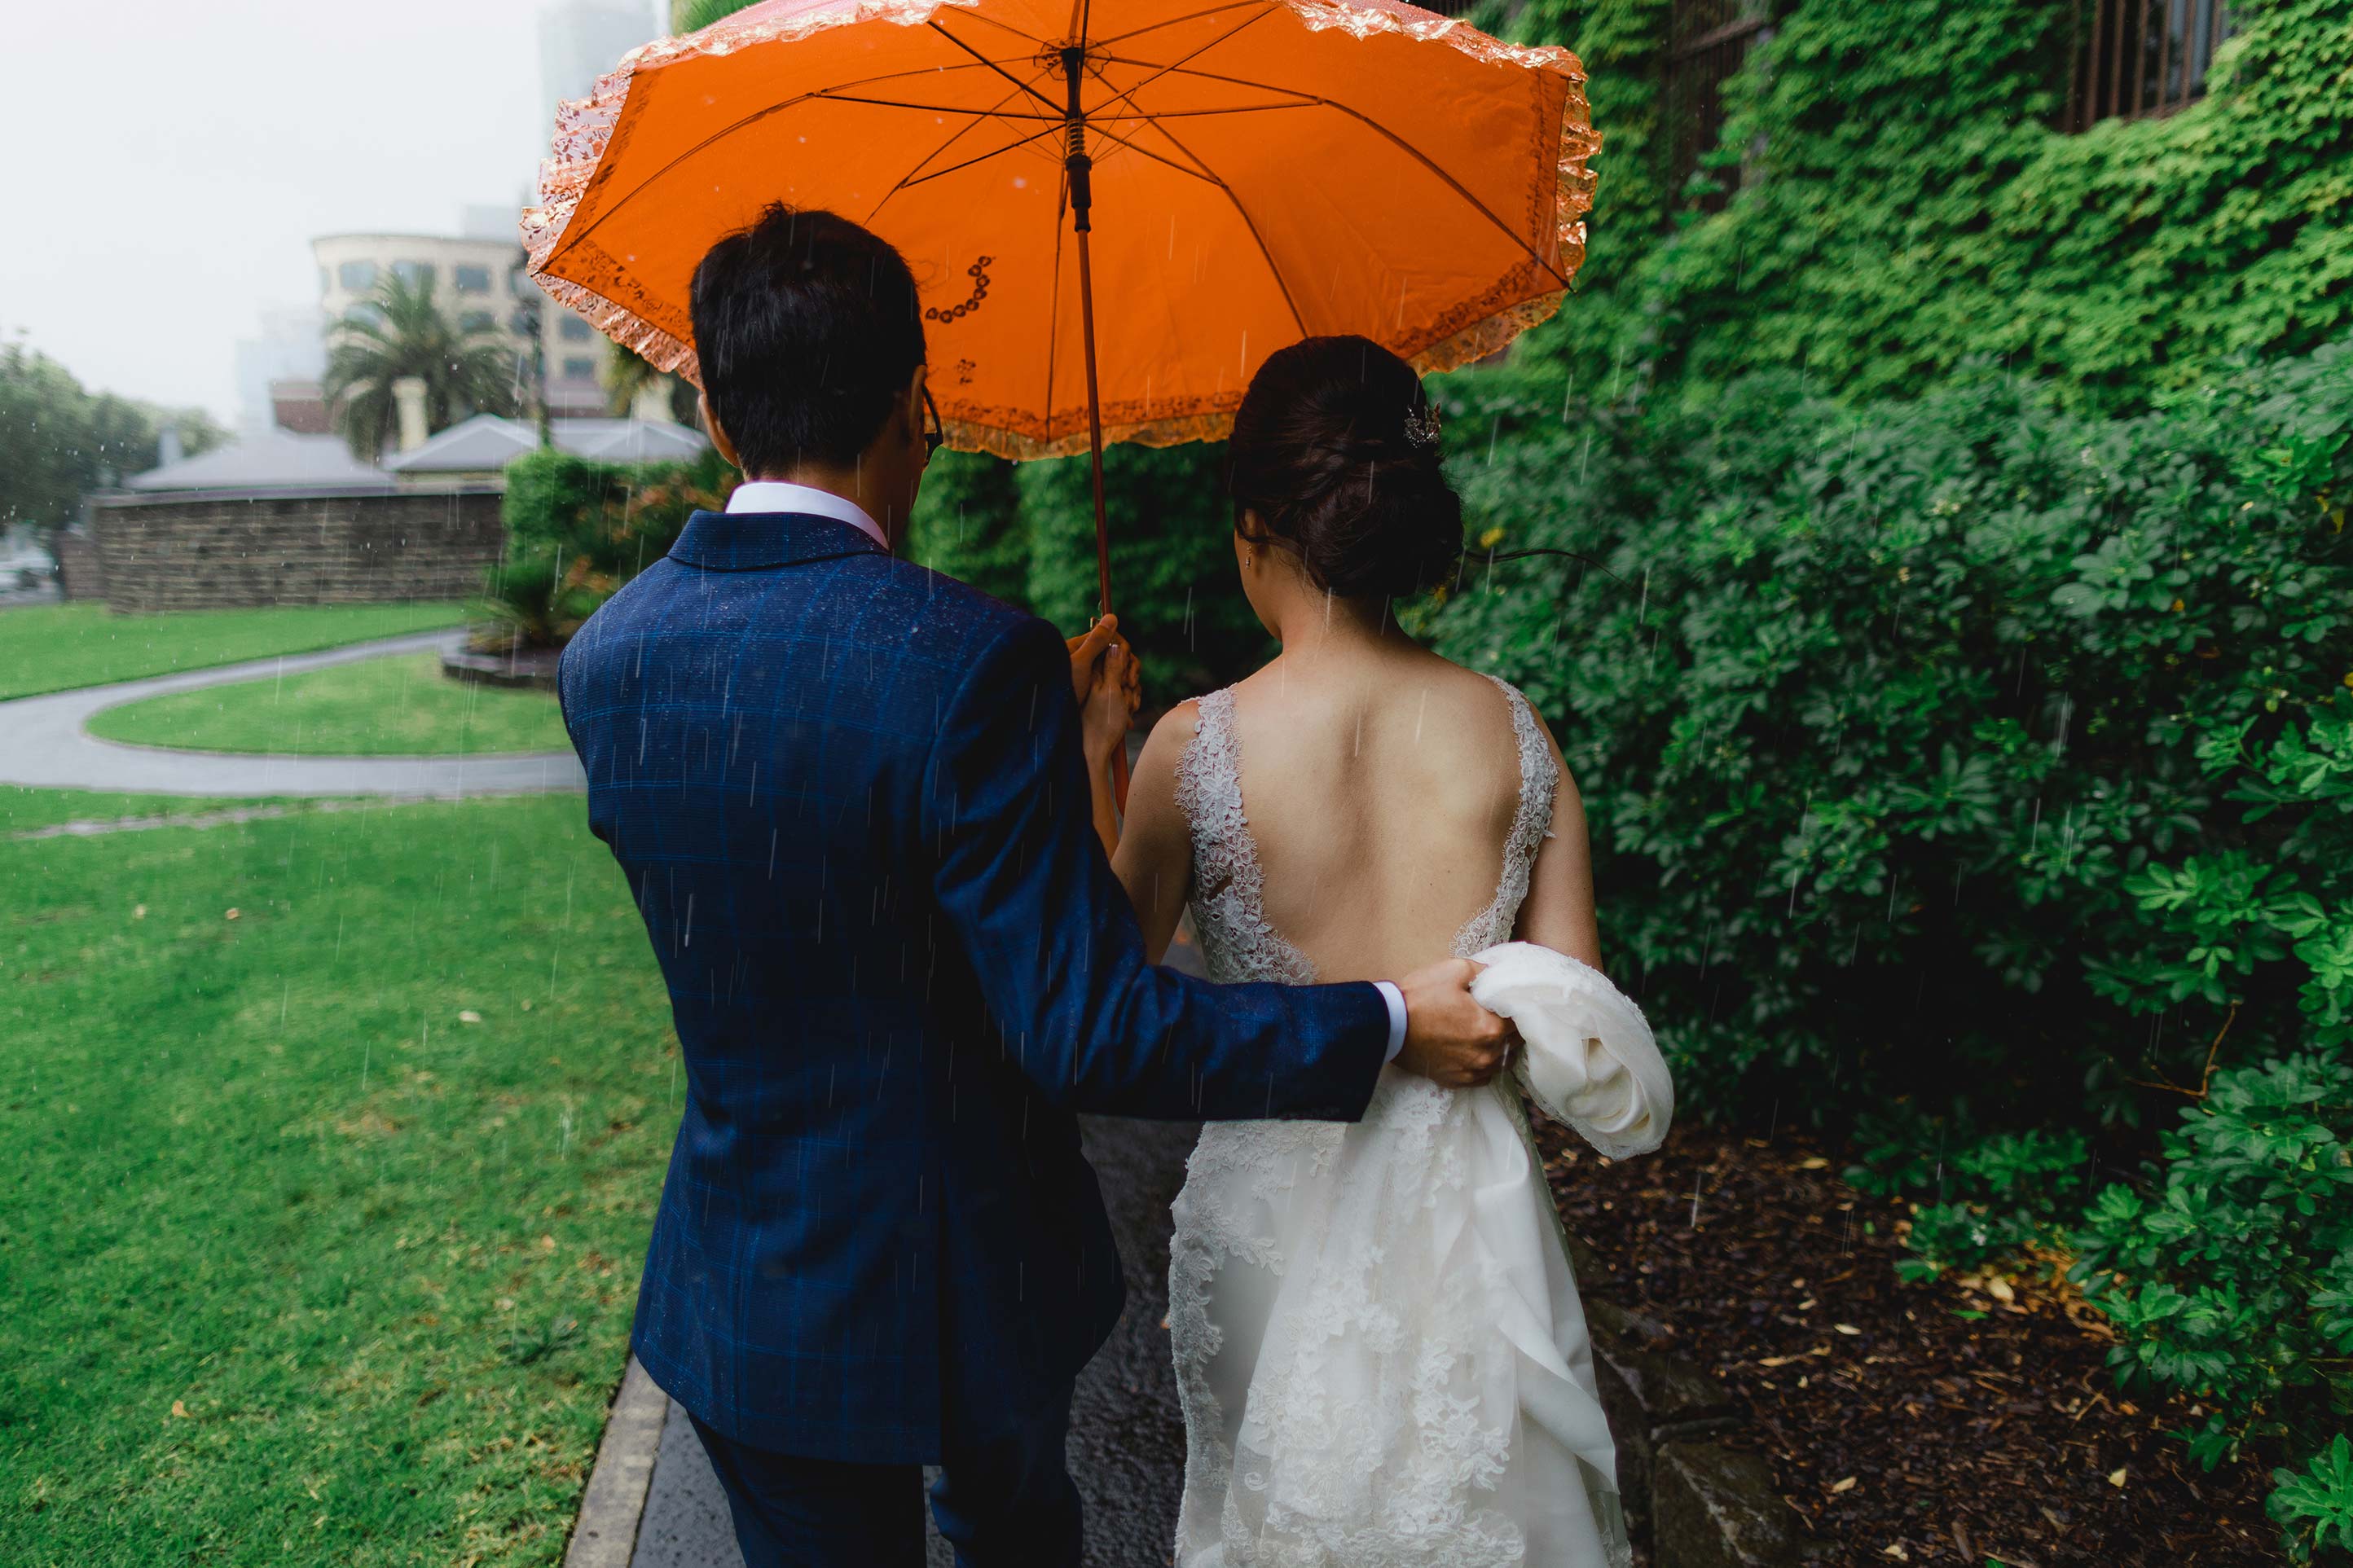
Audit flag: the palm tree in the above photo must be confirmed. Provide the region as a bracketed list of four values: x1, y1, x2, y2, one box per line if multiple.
[603, 343, 699, 423]
[672, 0, 757, 29]
[323, 270, 520, 460]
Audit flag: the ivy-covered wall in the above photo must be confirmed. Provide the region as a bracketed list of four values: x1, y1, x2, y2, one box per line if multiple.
[1506, 0, 2353, 414]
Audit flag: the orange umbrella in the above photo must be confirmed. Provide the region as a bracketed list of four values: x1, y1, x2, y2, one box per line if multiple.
[525, 0, 1597, 622]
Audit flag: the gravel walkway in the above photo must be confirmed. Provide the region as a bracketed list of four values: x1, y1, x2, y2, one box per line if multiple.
[0, 631, 583, 798]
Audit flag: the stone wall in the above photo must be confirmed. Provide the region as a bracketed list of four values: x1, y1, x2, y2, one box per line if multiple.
[1565, 1231, 1806, 1567]
[86, 485, 503, 613]
[51, 528, 102, 602]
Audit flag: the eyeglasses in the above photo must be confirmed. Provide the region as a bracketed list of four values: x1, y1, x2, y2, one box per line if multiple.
[922, 386, 945, 459]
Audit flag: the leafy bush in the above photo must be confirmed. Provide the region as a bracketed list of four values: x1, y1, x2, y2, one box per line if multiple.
[1845, 1125, 2092, 1284]
[2274, 1434, 2353, 1561]
[904, 449, 1030, 608]
[493, 447, 734, 647]
[1018, 442, 1273, 695]
[1428, 338, 2353, 1127]
[2071, 1052, 2353, 1557]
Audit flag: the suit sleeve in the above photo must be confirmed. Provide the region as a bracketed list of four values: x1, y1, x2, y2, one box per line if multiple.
[925, 616, 1390, 1121]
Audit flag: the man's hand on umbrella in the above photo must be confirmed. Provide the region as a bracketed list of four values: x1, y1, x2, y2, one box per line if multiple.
[1067, 615, 1121, 707]
[1080, 633, 1141, 766]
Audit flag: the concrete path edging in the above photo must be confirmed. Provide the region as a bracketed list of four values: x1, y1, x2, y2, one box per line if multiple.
[565, 1358, 671, 1568]
[0, 631, 584, 797]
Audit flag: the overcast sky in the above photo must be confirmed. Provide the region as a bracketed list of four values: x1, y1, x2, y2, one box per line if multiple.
[5, 0, 662, 419]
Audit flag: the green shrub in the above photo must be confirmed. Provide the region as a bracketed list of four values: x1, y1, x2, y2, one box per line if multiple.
[1428, 338, 2353, 1127]
[2274, 1434, 2353, 1561]
[1846, 1125, 2092, 1283]
[905, 449, 1030, 608]
[1018, 442, 1273, 695]
[495, 447, 734, 646]
[2072, 1052, 2353, 1557]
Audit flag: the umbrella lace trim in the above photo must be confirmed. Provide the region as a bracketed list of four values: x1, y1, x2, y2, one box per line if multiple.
[521, 0, 1599, 461]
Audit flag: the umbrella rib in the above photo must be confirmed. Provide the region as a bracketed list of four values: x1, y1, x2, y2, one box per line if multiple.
[928, 20, 1065, 115]
[1076, 8, 1291, 125]
[879, 121, 1068, 200]
[947, 5, 1053, 46]
[1074, 116, 1222, 187]
[1091, 0, 1279, 51]
[816, 90, 1058, 118]
[1128, 117, 1309, 338]
[1125, 63, 1568, 287]
[561, 90, 1051, 252]
[885, 77, 1051, 191]
[1044, 172, 1069, 447]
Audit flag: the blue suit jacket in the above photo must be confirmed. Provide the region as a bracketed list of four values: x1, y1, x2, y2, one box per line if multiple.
[558, 509, 1391, 1464]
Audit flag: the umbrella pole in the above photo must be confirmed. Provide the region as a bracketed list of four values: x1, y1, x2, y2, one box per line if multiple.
[1066, 46, 1129, 808]
[1075, 226, 1129, 808]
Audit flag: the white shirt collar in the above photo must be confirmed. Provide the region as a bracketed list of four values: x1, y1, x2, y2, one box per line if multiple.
[724, 481, 890, 552]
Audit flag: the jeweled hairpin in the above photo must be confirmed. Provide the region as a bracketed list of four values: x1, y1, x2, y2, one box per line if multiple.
[1401, 405, 1443, 449]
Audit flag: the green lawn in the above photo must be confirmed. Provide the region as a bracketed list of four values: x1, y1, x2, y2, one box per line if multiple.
[0, 603, 472, 702]
[0, 788, 675, 1566]
[86, 652, 570, 758]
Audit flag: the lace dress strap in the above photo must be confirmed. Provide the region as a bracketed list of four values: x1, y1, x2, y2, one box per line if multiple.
[1173, 689, 1317, 985]
[1452, 674, 1563, 957]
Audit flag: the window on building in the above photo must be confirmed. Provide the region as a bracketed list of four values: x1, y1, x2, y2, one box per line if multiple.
[345, 303, 386, 328]
[2065, 0, 2234, 130]
[392, 260, 433, 288]
[558, 315, 595, 342]
[1662, 0, 1771, 212]
[562, 356, 599, 382]
[453, 265, 493, 294]
[459, 310, 496, 334]
[337, 259, 378, 292]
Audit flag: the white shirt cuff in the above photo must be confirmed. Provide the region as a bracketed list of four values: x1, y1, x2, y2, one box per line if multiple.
[1373, 981, 1407, 1064]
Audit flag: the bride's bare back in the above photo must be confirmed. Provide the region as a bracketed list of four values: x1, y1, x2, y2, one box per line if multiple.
[1115, 630, 1600, 982]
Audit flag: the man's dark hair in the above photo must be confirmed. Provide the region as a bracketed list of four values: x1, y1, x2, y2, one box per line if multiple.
[689, 204, 926, 473]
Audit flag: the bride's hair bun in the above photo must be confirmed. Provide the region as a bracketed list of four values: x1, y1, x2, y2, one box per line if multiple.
[1227, 335, 1463, 600]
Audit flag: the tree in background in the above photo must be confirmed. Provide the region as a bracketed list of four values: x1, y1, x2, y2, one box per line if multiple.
[670, 0, 748, 30]
[0, 335, 224, 531]
[322, 271, 519, 461]
[603, 342, 700, 424]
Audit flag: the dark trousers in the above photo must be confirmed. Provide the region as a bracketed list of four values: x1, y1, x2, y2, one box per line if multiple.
[688, 1395, 1083, 1568]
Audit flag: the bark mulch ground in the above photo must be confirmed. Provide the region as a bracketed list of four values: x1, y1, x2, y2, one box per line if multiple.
[1538, 1121, 2284, 1566]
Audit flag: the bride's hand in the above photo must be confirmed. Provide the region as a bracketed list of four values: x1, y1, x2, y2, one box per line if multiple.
[1080, 635, 1141, 764]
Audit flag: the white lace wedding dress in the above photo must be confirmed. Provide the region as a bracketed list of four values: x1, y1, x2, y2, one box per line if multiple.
[1167, 677, 1671, 1568]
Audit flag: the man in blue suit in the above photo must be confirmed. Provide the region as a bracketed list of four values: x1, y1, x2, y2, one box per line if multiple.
[558, 205, 1510, 1567]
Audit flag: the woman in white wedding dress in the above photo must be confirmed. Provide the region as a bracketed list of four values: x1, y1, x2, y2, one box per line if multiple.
[1094, 337, 1672, 1568]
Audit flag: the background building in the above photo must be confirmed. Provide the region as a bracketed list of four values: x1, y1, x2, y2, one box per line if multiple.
[539, 0, 661, 134]
[310, 226, 611, 422]
[232, 303, 328, 433]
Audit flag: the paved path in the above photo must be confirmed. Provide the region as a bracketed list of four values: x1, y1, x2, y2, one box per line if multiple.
[0, 632, 583, 797]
